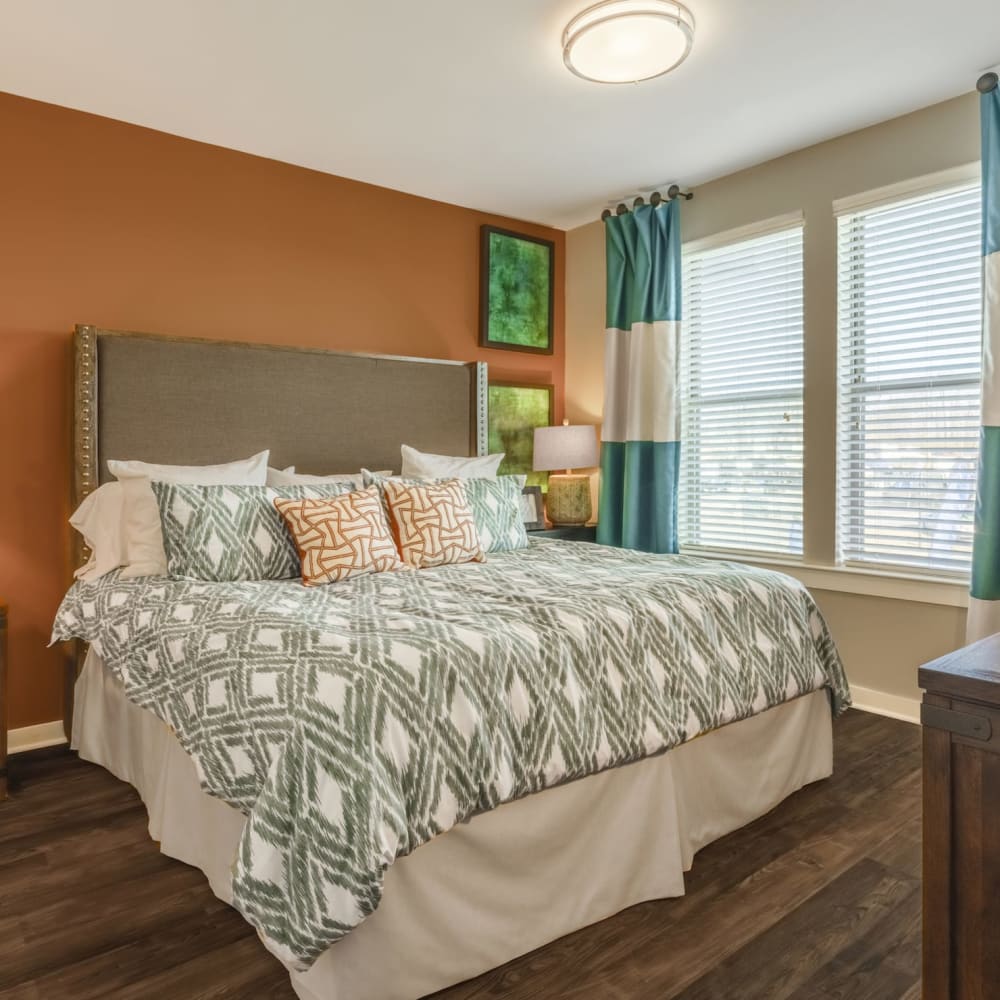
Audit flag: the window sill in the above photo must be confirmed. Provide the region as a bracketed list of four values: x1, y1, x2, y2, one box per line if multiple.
[679, 547, 969, 608]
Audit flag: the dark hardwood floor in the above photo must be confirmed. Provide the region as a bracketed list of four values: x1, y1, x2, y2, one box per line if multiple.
[0, 709, 921, 1000]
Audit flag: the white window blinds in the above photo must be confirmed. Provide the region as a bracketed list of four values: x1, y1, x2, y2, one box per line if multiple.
[680, 224, 804, 556]
[837, 181, 982, 576]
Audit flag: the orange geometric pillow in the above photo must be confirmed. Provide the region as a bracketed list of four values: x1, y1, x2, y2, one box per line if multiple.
[274, 486, 402, 586]
[382, 478, 486, 569]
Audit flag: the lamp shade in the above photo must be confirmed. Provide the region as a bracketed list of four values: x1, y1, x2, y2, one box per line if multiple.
[533, 424, 599, 472]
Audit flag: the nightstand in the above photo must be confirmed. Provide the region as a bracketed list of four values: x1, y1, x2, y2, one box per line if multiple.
[529, 525, 598, 542]
[0, 602, 7, 802]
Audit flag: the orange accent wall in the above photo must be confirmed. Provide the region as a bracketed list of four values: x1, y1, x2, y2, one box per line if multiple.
[0, 92, 565, 731]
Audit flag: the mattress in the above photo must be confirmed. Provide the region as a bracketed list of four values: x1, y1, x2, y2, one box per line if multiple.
[74, 648, 834, 1000]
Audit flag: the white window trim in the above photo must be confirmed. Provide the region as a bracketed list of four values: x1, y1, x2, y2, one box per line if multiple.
[680, 546, 969, 608]
[683, 210, 804, 255]
[680, 216, 805, 559]
[675, 179, 981, 603]
[832, 162, 980, 218]
[834, 170, 982, 582]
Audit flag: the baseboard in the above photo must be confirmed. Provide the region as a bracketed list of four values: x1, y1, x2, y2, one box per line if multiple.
[8, 721, 68, 754]
[849, 685, 920, 725]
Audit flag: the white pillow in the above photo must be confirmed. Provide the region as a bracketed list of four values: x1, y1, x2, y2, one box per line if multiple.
[70, 482, 126, 581]
[400, 445, 504, 479]
[109, 451, 269, 578]
[266, 467, 392, 489]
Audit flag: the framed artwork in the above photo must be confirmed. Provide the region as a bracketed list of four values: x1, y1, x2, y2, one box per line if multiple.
[488, 381, 554, 489]
[479, 226, 555, 355]
[520, 486, 545, 531]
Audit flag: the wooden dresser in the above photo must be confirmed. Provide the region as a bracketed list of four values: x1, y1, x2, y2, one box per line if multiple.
[0, 601, 7, 802]
[920, 635, 1000, 998]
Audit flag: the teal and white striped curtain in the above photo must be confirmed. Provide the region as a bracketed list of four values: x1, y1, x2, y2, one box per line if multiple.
[597, 200, 682, 552]
[969, 75, 1000, 641]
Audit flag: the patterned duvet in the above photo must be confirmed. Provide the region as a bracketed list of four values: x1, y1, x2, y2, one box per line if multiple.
[52, 539, 850, 969]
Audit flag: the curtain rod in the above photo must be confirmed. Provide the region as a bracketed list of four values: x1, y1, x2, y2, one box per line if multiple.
[979, 72, 999, 94]
[601, 184, 693, 221]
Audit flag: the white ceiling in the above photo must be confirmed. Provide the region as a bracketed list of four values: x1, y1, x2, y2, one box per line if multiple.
[0, 1, 997, 230]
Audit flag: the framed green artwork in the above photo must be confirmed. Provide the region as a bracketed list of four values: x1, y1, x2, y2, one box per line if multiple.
[488, 381, 554, 489]
[479, 226, 555, 355]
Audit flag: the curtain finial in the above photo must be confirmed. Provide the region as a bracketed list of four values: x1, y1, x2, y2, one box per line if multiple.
[978, 72, 998, 94]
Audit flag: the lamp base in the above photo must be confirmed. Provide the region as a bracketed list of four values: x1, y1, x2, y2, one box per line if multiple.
[545, 474, 592, 526]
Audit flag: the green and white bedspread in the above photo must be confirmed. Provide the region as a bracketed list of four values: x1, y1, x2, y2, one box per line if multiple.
[52, 539, 849, 969]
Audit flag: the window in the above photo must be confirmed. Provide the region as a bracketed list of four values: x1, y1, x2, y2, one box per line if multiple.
[680, 221, 804, 556]
[837, 180, 982, 576]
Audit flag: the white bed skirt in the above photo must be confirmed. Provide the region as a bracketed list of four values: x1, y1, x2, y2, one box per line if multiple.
[73, 650, 833, 1000]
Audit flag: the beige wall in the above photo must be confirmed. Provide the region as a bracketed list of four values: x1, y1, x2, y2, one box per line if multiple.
[810, 589, 965, 704]
[565, 93, 980, 707]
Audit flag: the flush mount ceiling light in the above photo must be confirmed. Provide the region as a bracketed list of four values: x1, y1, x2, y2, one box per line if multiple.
[562, 0, 695, 84]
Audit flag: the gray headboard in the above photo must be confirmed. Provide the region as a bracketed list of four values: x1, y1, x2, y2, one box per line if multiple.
[73, 325, 488, 506]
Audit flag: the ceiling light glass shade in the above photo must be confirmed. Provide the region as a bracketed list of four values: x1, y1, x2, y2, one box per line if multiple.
[563, 0, 695, 84]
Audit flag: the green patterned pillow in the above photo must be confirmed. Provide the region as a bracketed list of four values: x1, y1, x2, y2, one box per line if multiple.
[464, 477, 529, 552]
[152, 482, 354, 581]
[362, 471, 528, 553]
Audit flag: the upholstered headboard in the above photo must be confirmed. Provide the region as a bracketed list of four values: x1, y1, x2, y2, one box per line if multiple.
[73, 325, 488, 506]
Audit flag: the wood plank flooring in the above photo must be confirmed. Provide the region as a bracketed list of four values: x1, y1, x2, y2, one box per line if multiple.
[0, 709, 921, 999]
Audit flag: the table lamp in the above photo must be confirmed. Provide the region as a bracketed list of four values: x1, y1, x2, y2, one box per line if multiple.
[533, 423, 599, 525]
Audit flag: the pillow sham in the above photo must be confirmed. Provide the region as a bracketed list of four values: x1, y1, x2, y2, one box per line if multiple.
[274, 486, 403, 586]
[152, 482, 352, 582]
[399, 444, 504, 479]
[461, 476, 529, 552]
[382, 478, 486, 569]
[109, 451, 269, 578]
[70, 482, 126, 581]
[364, 471, 528, 552]
[267, 467, 393, 489]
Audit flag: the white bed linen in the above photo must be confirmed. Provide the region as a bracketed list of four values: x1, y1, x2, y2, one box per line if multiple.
[73, 649, 833, 1000]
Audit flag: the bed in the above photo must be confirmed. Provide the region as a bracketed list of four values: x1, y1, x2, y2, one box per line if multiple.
[54, 326, 850, 1000]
